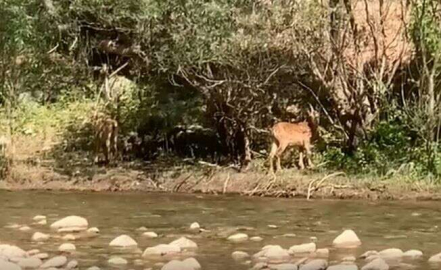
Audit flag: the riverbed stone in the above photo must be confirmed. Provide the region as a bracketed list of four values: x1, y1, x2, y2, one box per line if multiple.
[232, 251, 250, 260]
[251, 236, 263, 242]
[227, 233, 248, 242]
[428, 252, 441, 263]
[33, 253, 48, 260]
[299, 259, 327, 270]
[18, 257, 42, 268]
[270, 263, 298, 270]
[108, 257, 128, 265]
[379, 248, 403, 259]
[315, 249, 329, 258]
[0, 245, 27, 259]
[109, 235, 138, 247]
[170, 237, 198, 249]
[289, 243, 316, 255]
[0, 260, 21, 270]
[143, 232, 158, 238]
[31, 232, 49, 242]
[40, 256, 67, 268]
[19, 226, 31, 232]
[26, 249, 39, 256]
[328, 264, 358, 270]
[86, 266, 100, 270]
[161, 258, 201, 270]
[361, 258, 389, 270]
[58, 243, 76, 252]
[142, 244, 181, 257]
[87, 227, 100, 234]
[50, 216, 88, 230]
[361, 251, 379, 259]
[254, 245, 291, 264]
[190, 222, 200, 231]
[332, 230, 361, 248]
[32, 215, 46, 221]
[67, 260, 78, 269]
[403, 250, 423, 259]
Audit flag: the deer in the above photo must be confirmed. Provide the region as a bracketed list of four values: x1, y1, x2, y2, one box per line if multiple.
[91, 113, 119, 165]
[268, 104, 319, 174]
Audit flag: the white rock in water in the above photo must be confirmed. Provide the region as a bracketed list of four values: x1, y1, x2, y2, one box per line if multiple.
[328, 264, 358, 270]
[0, 245, 27, 259]
[227, 233, 248, 242]
[170, 237, 198, 249]
[58, 243, 76, 252]
[31, 232, 50, 242]
[26, 249, 39, 256]
[361, 258, 389, 270]
[190, 222, 200, 231]
[232, 251, 250, 261]
[33, 253, 49, 260]
[360, 251, 379, 259]
[379, 248, 403, 258]
[289, 242, 316, 254]
[18, 257, 43, 268]
[67, 260, 78, 269]
[36, 219, 47, 225]
[161, 258, 201, 270]
[299, 259, 327, 270]
[428, 252, 441, 263]
[315, 248, 330, 258]
[332, 230, 361, 248]
[40, 256, 67, 268]
[250, 236, 263, 242]
[254, 245, 291, 264]
[108, 257, 127, 265]
[403, 250, 423, 259]
[142, 244, 181, 257]
[109, 235, 138, 247]
[33, 215, 46, 221]
[143, 232, 158, 238]
[87, 227, 100, 234]
[271, 263, 298, 270]
[0, 260, 21, 270]
[19, 226, 31, 231]
[87, 266, 100, 270]
[50, 216, 88, 230]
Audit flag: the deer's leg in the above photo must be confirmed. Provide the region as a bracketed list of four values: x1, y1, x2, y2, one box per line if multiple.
[276, 142, 288, 172]
[305, 143, 314, 169]
[298, 148, 305, 170]
[268, 141, 278, 174]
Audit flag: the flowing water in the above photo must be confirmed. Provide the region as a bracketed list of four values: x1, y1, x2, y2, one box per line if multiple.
[1, 190, 441, 269]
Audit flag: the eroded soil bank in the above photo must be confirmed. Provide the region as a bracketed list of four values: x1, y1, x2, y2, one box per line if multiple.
[2, 160, 441, 201]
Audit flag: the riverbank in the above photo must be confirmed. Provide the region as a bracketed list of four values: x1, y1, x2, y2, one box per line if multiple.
[2, 158, 441, 201]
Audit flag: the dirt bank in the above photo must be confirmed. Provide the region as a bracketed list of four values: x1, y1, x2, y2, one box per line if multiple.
[2, 159, 441, 201]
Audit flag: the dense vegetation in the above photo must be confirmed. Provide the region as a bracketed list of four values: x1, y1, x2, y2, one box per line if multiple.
[1, 0, 440, 182]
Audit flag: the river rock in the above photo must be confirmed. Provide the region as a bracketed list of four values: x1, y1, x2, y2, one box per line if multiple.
[0, 245, 27, 259]
[361, 251, 379, 259]
[19, 226, 31, 231]
[59, 243, 76, 252]
[26, 249, 39, 256]
[87, 227, 100, 234]
[271, 263, 298, 270]
[50, 216, 88, 230]
[289, 243, 316, 255]
[62, 234, 77, 241]
[33, 253, 48, 260]
[328, 264, 358, 270]
[142, 244, 181, 257]
[87, 266, 100, 270]
[315, 249, 329, 258]
[161, 258, 201, 270]
[108, 257, 127, 265]
[232, 251, 250, 260]
[299, 259, 327, 270]
[190, 222, 200, 231]
[332, 230, 361, 248]
[143, 232, 158, 238]
[379, 248, 403, 259]
[36, 219, 47, 225]
[361, 258, 389, 270]
[67, 260, 78, 269]
[170, 237, 198, 249]
[33, 215, 46, 221]
[254, 245, 291, 263]
[109, 235, 138, 247]
[428, 252, 441, 263]
[227, 233, 248, 242]
[0, 260, 21, 270]
[403, 250, 423, 259]
[40, 256, 67, 268]
[18, 257, 42, 268]
[31, 232, 49, 242]
[250, 236, 263, 242]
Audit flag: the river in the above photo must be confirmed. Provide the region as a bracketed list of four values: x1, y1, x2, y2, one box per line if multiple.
[1, 190, 440, 269]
